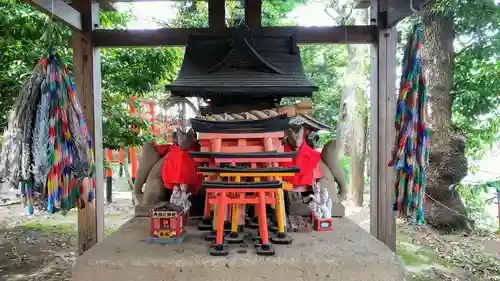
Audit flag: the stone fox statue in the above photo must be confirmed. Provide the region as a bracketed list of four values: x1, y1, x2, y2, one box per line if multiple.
[320, 138, 347, 202]
[133, 128, 201, 209]
[135, 126, 346, 215]
[285, 126, 347, 202]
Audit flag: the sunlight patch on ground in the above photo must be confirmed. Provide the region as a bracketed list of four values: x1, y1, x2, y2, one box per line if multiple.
[396, 231, 450, 270]
[397, 241, 435, 267]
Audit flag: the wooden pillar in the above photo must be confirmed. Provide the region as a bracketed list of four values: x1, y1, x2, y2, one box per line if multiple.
[369, 0, 397, 252]
[244, 0, 261, 29]
[208, 0, 225, 31]
[105, 149, 113, 203]
[71, 0, 105, 254]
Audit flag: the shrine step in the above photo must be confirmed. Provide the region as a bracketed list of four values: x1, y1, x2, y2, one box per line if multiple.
[203, 181, 282, 189]
[189, 151, 297, 159]
[198, 167, 300, 174]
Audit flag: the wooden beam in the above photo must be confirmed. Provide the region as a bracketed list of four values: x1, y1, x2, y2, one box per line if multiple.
[208, 0, 225, 31]
[244, 0, 261, 29]
[93, 25, 377, 47]
[354, 0, 432, 25]
[370, 0, 396, 252]
[25, 0, 82, 30]
[263, 26, 376, 44]
[65, 0, 116, 11]
[71, 0, 105, 254]
[386, 0, 430, 28]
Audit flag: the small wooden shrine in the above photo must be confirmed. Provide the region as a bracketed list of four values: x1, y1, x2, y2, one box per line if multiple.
[147, 202, 187, 244]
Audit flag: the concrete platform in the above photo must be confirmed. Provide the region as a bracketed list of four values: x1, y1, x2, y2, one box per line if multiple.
[72, 217, 406, 281]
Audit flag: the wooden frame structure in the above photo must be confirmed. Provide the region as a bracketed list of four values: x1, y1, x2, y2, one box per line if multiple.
[21, 0, 430, 254]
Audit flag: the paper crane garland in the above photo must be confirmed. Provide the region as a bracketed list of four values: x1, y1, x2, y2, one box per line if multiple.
[389, 24, 430, 225]
[0, 54, 95, 215]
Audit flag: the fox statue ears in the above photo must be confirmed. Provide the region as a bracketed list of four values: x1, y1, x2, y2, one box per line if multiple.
[176, 127, 194, 136]
[176, 128, 196, 150]
[285, 126, 304, 150]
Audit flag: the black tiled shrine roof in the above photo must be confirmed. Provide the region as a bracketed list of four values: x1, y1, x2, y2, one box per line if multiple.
[166, 28, 318, 98]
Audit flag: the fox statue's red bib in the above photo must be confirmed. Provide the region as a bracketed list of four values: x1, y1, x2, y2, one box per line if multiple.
[281, 126, 323, 186]
[160, 128, 203, 193]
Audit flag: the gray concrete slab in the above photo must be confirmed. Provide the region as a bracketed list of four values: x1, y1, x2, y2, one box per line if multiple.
[72, 217, 406, 281]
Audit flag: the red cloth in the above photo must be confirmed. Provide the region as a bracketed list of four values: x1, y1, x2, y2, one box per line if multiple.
[153, 142, 172, 156]
[313, 162, 324, 179]
[161, 144, 203, 193]
[282, 139, 322, 186]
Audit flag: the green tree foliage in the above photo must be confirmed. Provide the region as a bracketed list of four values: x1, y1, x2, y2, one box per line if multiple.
[457, 178, 500, 230]
[452, 0, 500, 159]
[0, 0, 71, 130]
[170, 1, 208, 27]
[0, 0, 183, 150]
[432, 0, 500, 159]
[169, 0, 301, 27]
[302, 45, 347, 130]
[100, 47, 182, 150]
[261, 0, 299, 26]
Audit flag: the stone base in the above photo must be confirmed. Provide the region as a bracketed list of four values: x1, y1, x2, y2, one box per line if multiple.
[225, 232, 245, 244]
[331, 202, 346, 217]
[270, 232, 293, 245]
[134, 204, 154, 217]
[72, 217, 405, 281]
[134, 205, 156, 218]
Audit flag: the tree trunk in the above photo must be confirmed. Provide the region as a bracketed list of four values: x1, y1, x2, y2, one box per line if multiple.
[336, 9, 368, 207]
[350, 86, 368, 207]
[421, 11, 471, 232]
